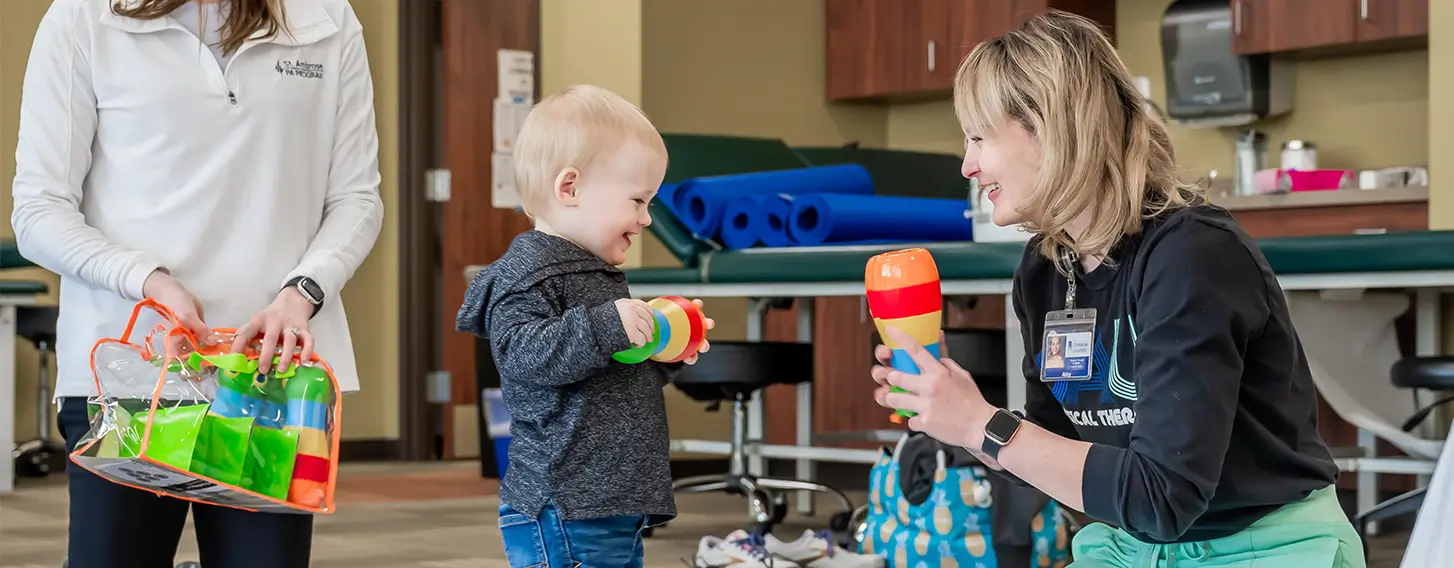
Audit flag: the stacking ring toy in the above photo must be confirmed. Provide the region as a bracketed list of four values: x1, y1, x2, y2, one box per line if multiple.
[612, 296, 708, 364]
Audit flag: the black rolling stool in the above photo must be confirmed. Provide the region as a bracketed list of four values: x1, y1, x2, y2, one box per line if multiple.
[13, 305, 65, 478]
[1354, 355, 1454, 553]
[667, 340, 854, 534]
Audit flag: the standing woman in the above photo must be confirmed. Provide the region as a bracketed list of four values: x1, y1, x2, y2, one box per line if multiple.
[870, 11, 1363, 568]
[11, 0, 383, 566]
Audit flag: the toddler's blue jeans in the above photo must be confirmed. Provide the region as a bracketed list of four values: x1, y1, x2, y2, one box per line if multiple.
[498, 503, 649, 568]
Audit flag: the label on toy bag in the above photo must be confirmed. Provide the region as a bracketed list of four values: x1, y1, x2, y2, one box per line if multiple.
[88, 458, 304, 513]
[1041, 309, 1096, 382]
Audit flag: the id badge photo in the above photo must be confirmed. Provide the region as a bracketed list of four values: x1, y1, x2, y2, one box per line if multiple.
[1042, 308, 1096, 382]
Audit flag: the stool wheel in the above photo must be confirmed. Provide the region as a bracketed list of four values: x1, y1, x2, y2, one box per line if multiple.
[13, 439, 66, 478]
[749, 492, 790, 535]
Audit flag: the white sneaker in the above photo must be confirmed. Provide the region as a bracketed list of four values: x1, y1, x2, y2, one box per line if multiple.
[763, 529, 885, 568]
[693, 529, 794, 567]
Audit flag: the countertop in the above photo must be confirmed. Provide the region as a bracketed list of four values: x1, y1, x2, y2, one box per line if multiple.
[1208, 185, 1428, 211]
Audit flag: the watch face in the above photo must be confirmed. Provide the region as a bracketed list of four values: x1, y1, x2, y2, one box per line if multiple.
[298, 278, 323, 304]
[985, 410, 1022, 442]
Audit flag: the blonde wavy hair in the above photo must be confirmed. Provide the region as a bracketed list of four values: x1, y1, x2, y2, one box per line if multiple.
[953, 10, 1202, 268]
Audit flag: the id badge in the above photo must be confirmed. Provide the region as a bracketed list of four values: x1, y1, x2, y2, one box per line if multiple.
[1041, 308, 1096, 381]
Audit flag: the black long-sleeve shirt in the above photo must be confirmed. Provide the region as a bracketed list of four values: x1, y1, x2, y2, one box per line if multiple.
[456, 230, 677, 522]
[1011, 204, 1338, 544]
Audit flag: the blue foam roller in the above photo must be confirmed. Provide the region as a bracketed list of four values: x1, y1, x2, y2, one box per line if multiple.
[719, 196, 762, 249]
[758, 196, 794, 247]
[657, 183, 684, 217]
[676, 165, 874, 238]
[788, 194, 973, 246]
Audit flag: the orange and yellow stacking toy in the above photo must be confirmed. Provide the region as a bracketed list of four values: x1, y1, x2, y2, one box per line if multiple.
[611, 296, 709, 364]
[865, 248, 943, 424]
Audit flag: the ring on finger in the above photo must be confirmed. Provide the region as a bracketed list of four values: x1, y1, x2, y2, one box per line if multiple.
[285, 327, 302, 336]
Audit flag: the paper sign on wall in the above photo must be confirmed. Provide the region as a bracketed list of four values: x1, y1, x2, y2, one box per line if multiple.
[497, 49, 535, 103]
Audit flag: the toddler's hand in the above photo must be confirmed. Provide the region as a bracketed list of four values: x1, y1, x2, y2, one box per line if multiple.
[615, 298, 655, 347]
[681, 298, 717, 365]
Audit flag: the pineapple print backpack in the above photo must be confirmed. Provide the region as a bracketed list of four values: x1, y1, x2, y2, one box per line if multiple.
[861, 433, 1071, 568]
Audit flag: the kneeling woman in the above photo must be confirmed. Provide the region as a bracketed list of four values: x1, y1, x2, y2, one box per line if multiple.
[870, 10, 1362, 568]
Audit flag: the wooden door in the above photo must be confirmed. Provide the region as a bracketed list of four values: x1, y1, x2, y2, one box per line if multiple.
[1355, 0, 1428, 42]
[439, 0, 539, 461]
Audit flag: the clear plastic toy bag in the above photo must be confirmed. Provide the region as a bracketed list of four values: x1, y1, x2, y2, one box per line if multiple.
[68, 298, 343, 514]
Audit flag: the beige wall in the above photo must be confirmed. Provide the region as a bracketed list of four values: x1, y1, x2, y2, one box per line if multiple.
[341, 0, 401, 440]
[0, 0, 401, 441]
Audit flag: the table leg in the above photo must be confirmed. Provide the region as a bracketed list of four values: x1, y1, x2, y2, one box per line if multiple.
[0, 304, 17, 494]
[1413, 289, 1442, 488]
[746, 298, 767, 477]
[1005, 293, 1026, 411]
[1358, 427, 1379, 534]
[795, 298, 815, 516]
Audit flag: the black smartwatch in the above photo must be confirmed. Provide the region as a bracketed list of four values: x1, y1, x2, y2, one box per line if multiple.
[283, 276, 325, 318]
[981, 408, 1025, 460]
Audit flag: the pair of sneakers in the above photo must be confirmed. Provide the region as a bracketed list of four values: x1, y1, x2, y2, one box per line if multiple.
[691, 529, 884, 568]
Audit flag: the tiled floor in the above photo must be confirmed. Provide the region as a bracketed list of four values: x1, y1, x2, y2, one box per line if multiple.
[0, 462, 1413, 567]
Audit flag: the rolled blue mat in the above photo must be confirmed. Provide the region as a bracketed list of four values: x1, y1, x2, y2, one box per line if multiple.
[719, 196, 762, 249]
[676, 164, 874, 238]
[657, 183, 684, 217]
[758, 196, 795, 247]
[788, 194, 974, 246]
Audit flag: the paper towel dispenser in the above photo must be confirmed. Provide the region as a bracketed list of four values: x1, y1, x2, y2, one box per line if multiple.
[1160, 0, 1291, 127]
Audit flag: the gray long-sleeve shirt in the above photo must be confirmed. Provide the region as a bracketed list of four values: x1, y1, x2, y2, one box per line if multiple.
[456, 230, 676, 522]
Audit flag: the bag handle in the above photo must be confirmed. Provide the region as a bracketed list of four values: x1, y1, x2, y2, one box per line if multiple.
[121, 298, 188, 346]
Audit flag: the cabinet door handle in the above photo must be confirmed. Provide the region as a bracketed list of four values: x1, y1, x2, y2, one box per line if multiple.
[928, 40, 936, 72]
[1234, 1, 1242, 35]
[1361, 0, 1368, 20]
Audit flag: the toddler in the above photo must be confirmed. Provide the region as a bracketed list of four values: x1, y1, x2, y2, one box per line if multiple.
[456, 84, 712, 568]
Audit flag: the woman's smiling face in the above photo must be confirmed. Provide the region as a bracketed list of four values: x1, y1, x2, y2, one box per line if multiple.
[961, 117, 1043, 227]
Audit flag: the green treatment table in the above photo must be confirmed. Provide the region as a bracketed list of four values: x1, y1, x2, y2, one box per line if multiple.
[620, 217, 1454, 517]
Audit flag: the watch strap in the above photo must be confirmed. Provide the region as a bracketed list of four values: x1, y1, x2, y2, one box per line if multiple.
[284, 276, 324, 317]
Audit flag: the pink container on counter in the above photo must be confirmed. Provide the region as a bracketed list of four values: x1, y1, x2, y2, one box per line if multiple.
[1252, 169, 1354, 194]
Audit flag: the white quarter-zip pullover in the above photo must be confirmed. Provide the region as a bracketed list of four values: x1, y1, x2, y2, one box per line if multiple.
[12, 0, 383, 398]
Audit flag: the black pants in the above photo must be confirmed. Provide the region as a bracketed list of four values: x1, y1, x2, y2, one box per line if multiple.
[59, 397, 314, 568]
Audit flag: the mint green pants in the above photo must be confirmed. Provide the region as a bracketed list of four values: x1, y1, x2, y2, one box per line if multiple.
[1069, 486, 1365, 568]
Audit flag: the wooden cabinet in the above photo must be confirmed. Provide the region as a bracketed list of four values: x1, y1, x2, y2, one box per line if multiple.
[826, 0, 1116, 101]
[1356, 0, 1429, 43]
[1231, 0, 1427, 55]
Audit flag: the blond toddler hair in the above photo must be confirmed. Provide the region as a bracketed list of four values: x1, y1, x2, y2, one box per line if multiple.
[512, 85, 667, 219]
